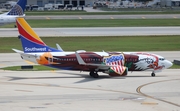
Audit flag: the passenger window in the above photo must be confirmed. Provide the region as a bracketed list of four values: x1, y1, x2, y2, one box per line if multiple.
[159, 58, 165, 61]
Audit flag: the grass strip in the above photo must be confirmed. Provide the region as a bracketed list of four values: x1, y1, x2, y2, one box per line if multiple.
[171, 64, 180, 69]
[24, 10, 180, 16]
[0, 36, 179, 53]
[2, 19, 180, 28]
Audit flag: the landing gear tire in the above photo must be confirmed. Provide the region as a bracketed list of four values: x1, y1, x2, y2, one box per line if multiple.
[89, 71, 99, 78]
[14, 25, 17, 28]
[89, 71, 94, 77]
[151, 73, 155, 77]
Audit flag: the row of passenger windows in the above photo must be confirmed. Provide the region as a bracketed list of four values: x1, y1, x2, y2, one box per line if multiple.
[54, 58, 138, 62]
[56, 58, 103, 61]
[159, 58, 165, 61]
[125, 58, 138, 62]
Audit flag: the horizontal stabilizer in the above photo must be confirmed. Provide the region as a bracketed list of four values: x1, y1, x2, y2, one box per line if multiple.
[12, 48, 24, 54]
[12, 48, 36, 57]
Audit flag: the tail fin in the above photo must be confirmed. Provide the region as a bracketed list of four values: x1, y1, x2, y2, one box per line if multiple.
[16, 18, 63, 53]
[7, 0, 27, 16]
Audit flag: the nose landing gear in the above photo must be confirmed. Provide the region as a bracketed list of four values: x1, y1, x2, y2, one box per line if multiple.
[151, 72, 155, 77]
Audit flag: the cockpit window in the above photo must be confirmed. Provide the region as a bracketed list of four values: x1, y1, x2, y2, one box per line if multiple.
[159, 58, 165, 61]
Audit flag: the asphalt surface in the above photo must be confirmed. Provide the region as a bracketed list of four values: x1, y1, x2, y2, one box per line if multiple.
[25, 14, 180, 19]
[1, 27, 180, 37]
[0, 52, 180, 111]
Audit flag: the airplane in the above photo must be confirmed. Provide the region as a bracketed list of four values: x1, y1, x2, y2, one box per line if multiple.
[13, 18, 173, 78]
[0, 0, 27, 27]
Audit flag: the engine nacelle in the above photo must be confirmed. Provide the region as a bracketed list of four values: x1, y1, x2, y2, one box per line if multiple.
[104, 68, 128, 77]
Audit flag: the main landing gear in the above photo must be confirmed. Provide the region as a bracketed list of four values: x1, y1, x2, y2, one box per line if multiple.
[89, 71, 99, 78]
[151, 72, 156, 77]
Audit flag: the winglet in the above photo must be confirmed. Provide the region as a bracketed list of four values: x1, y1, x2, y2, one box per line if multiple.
[75, 52, 86, 65]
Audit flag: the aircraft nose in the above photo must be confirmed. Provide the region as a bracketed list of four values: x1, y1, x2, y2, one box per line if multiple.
[165, 60, 173, 69]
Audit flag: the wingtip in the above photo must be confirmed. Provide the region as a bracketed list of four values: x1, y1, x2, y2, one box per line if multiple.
[12, 48, 23, 53]
[75, 51, 86, 65]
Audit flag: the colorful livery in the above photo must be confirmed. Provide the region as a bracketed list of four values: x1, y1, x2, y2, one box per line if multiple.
[13, 18, 173, 78]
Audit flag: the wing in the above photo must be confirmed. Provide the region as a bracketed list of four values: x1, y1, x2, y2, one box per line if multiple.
[75, 51, 111, 70]
[75, 51, 127, 75]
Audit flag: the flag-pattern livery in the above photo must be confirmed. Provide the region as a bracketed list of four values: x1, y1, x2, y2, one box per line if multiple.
[104, 54, 126, 75]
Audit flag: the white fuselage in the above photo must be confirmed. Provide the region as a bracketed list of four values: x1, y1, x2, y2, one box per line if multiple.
[0, 15, 16, 25]
[0, 13, 24, 26]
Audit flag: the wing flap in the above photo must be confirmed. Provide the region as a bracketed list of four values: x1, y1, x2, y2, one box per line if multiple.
[75, 51, 115, 70]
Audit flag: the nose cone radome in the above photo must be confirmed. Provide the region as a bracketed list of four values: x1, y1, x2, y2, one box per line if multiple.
[165, 60, 173, 69]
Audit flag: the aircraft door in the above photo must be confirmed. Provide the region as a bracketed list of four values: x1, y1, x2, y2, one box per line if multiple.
[47, 52, 53, 64]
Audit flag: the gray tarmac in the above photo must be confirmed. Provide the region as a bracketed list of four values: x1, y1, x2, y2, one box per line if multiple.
[25, 14, 180, 19]
[1, 27, 180, 37]
[0, 52, 180, 111]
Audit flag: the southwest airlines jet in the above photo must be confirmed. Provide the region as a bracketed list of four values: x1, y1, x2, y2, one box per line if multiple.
[0, 0, 26, 26]
[13, 18, 173, 78]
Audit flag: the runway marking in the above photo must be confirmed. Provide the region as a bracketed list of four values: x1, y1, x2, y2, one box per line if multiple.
[30, 107, 46, 109]
[110, 17, 114, 19]
[15, 89, 33, 92]
[79, 17, 82, 19]
[51, 70, 56, 73]
[0, 64, 5, 66]
[141, 102, 158, 105]
[137, 79, 180, 107]
[25, 60, 35, 65]
[46, 17, 50, 20]
[0, 81, 139, 96]
[173, 16, 177, 19]
[142, 17, 146, 19]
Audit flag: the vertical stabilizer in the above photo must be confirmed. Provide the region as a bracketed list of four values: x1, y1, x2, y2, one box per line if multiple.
[7, 0, 27, 16]
[16, 18, 63, 53]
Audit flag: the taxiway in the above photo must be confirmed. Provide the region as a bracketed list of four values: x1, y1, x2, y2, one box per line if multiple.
[0, 52, 179, 111]
[25, 14, 180, 19]
[1, 27, 180, 37]
[0, 69, 179, 111]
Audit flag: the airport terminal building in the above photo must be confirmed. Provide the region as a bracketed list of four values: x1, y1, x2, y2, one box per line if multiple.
[0, 0, 94, 7]
[1, 0, 180, 9]
[27, 0, 94, 7]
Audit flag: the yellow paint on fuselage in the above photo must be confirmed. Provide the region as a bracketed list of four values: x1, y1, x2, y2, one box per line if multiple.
[36, 52, 53, 65]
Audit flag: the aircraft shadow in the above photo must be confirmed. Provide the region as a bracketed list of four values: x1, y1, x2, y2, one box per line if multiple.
[125, 75, 166, 78]
[5, 71, 124, 83]
[5, 72, 165, 83]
